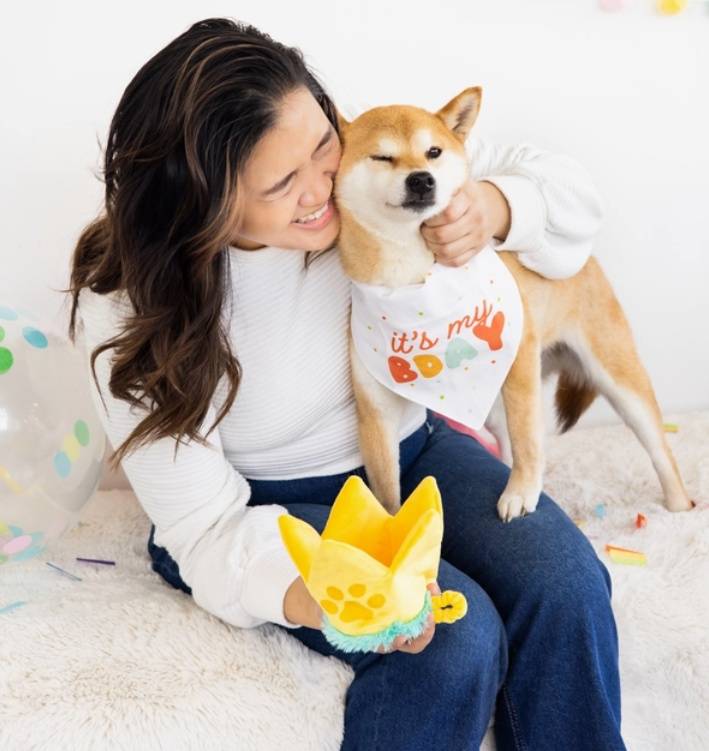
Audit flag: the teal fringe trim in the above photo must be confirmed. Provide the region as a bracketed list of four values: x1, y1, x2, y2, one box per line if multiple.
[321, 590, 433, 653]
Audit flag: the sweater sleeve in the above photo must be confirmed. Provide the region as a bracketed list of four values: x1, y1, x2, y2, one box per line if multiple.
[465, 136, 605, 279]
[75, 289, 303, 630]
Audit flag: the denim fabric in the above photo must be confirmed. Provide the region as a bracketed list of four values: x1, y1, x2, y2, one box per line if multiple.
[147, 410, 626, 750]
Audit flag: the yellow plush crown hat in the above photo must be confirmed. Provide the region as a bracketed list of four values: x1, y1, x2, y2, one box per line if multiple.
[278, 474, 467, 653]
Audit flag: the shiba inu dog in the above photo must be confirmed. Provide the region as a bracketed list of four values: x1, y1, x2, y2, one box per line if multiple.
[333, 86, 693, 521]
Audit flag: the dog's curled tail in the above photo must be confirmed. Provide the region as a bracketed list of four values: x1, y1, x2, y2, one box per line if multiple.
[554, 371, 598, 433]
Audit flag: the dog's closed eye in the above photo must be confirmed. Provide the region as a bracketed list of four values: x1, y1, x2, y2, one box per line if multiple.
[370, 155, 394, 162]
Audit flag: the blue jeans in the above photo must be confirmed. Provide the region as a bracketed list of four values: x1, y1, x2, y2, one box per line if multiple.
[147, 410, 626, 750]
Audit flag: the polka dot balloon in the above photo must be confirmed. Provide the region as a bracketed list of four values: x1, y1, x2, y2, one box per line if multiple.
[0, 301, 106, 566]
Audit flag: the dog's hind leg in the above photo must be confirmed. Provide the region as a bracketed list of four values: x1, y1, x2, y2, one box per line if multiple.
[562, 323, 692, 512]
[349, 335, 405, 514]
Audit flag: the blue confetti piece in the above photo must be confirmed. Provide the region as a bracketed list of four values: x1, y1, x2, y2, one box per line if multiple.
[46, 561, 82, 582]
[53, 451, 72, 478]
[0, 306, 18, 321]
[22, 326, 48, 348]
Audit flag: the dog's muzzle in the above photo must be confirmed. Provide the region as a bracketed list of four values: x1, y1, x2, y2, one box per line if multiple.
[402, 170, 436, 211]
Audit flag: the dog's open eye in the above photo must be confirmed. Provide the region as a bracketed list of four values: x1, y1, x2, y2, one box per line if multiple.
[427, 147, 442, 159]
[370, 155, 394, 162]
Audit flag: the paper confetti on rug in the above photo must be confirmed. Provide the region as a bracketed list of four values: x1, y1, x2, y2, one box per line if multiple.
[1, 411, 707, 750]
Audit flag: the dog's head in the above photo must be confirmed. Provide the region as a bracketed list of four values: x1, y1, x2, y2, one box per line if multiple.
[334, 87, 482, 239]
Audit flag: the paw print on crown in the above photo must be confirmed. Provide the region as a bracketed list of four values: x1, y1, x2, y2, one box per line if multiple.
[320, 582, 386, 623]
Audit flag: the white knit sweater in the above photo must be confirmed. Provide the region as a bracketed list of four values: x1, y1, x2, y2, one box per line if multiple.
[75, 136, 604, 630]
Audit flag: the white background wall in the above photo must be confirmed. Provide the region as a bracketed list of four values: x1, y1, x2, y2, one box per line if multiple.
[1, 1, 707, 489]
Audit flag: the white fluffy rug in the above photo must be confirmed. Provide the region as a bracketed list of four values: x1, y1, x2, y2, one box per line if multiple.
[1, 412, 708, 750]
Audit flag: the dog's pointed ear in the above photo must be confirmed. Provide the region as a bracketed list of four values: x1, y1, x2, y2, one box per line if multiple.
[435, 87, 482, 140]
[334, 107, 350, 138]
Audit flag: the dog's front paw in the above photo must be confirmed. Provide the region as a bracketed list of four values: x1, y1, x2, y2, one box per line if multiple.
[497, 487, 540, 522]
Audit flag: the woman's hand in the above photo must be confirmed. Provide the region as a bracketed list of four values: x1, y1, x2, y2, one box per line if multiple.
[283, 576, 324, 629]
[420, 178, 511, 267]
[284, 577, 443, 656]
[375, 580, 441, 655]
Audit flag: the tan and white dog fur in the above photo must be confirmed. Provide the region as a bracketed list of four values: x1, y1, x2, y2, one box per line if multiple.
[334, 86, 693, 522]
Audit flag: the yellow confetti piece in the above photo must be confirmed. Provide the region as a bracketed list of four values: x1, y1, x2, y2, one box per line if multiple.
[657, 0, 687, 15]
[605, 544, 647, 566]
[0, 466, 24, 494]
[62, 433, 82, 462]
[663, 423, 678, 433]
[574, 518, 587, 529]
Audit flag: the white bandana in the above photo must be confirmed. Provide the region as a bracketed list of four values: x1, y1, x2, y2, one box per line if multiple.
[350, 244, 524, 429]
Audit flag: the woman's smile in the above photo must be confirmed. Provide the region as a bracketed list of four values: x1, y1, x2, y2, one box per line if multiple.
[290, 198, 336, 230]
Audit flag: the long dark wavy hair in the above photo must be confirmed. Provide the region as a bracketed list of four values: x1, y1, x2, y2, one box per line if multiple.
[63, 18, 340, 471]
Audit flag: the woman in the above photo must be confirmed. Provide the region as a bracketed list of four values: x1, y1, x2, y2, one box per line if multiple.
[66, 17, 626, 750]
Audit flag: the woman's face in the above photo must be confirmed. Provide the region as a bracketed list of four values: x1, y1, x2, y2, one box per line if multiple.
[230, 86, 342, 252]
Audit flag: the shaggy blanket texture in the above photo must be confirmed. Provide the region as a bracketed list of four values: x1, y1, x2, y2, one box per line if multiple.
[1, 411, 707, 750]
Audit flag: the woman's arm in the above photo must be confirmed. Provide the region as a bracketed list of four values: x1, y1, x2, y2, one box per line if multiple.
[77, 288, 303, 630]
[421, 136, 605, 280]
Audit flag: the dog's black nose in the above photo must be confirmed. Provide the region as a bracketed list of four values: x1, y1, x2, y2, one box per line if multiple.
[405, 171, 436, 199]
